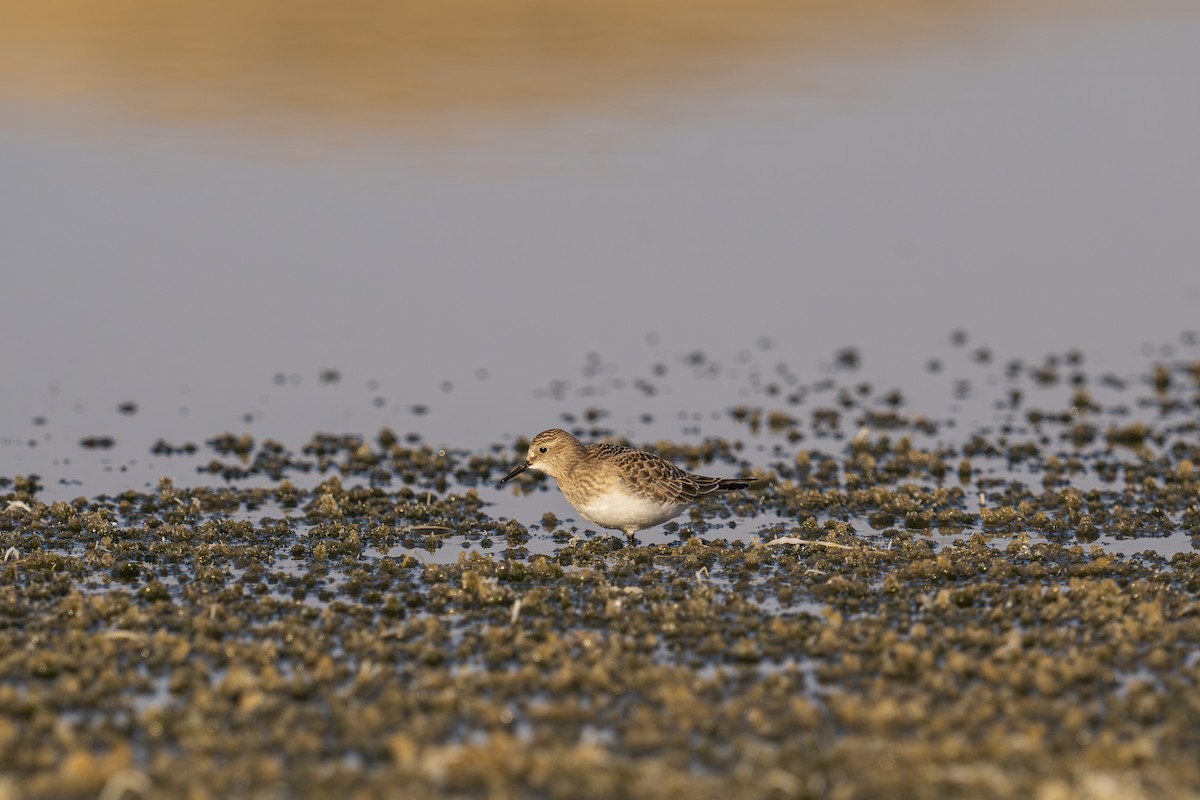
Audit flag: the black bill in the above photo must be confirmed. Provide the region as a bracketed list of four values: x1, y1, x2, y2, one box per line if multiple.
[500, 461, 531, 485]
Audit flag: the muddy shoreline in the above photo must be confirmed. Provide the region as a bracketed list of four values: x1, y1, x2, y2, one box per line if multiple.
[2, 349, 1199, 798]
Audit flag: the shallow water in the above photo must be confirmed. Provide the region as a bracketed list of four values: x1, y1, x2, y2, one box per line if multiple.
[3, 1, 1199, 501]
[3, 3, 1200, 797]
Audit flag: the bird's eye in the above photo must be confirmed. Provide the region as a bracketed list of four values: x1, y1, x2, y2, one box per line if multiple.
[539, 447, 547, 453]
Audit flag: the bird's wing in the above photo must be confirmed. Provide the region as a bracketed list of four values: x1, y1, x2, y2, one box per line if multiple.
[587, 444, 694, 505]
[589, 444, 747, 506]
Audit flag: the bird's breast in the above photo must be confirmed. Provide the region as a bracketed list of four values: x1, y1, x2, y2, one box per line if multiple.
[572, 488, 686, 531]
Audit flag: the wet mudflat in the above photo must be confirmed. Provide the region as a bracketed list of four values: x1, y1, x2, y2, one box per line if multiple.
[3, 343, 1200, 799]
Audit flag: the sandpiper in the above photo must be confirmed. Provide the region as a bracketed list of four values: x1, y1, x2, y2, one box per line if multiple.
[500, 428, 751, 539]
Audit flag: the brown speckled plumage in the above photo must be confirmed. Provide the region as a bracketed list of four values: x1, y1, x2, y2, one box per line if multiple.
[500, 429, 751, 538]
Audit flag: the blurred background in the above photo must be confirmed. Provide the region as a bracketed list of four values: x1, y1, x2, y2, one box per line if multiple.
[1, 0, 1198, 496]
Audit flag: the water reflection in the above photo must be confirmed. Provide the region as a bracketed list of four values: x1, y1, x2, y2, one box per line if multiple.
[2, 0, 1198, 534]
[1, 0, 1075, 133]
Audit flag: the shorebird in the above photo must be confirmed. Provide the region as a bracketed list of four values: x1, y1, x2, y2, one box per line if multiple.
[500, 428, 751, 539]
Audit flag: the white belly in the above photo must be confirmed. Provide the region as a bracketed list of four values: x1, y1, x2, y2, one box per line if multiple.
[575, 489, 687, 533]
